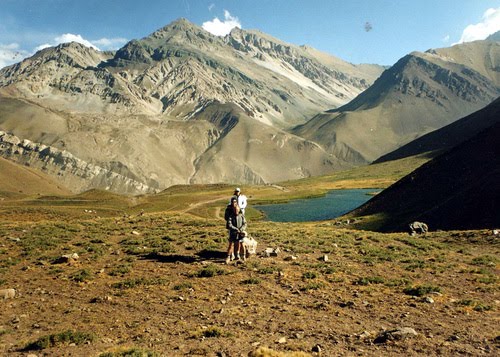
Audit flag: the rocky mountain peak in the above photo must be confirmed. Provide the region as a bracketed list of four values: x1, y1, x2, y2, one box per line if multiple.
[147, 18, 206, 41]
[486, 30, 500, 42]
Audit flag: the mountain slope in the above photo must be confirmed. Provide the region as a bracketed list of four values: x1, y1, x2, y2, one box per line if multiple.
[0, 156, 71, 199]
[293, 39, 500, 163]
[375, 96, 500, 163]
[350, 120, 500, 231]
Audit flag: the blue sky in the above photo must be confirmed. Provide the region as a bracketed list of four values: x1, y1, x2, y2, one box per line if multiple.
[1, 0, 500, 69]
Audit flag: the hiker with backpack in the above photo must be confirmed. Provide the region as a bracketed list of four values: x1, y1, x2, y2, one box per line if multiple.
[224, 197, 247, 264]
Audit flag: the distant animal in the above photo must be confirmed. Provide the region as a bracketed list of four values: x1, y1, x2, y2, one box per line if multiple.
[409, 221, 428, 235]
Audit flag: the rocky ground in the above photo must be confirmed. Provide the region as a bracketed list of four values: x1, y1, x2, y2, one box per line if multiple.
[0, 210, 498, 356]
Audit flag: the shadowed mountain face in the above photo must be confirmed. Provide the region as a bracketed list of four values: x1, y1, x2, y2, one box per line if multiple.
[293, 40, 500, 163]
[0, 19, 384, 193]
[350, 106, 500, 232]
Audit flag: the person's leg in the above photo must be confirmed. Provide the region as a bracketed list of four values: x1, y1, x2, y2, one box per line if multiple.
[240, 241, 246, 261]
[226, 235, 233, 264]
[234, 241, 241, 260]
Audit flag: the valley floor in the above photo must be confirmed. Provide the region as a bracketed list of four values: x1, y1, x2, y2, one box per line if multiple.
[0, 211, 498, 356]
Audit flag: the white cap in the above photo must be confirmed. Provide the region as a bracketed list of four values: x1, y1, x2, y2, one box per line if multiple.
[235, 187, 241, 192]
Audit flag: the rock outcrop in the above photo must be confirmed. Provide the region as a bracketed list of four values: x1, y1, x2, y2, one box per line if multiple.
[0, 131, 156, 194]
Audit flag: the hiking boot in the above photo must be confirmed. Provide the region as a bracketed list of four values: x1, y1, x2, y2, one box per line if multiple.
[236, 254, 241, 260]
[225, 256, 231, 264]
[231, 253, 235, 261]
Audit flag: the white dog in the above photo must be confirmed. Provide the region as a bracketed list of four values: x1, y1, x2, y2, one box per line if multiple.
[240, 231, 258, 256]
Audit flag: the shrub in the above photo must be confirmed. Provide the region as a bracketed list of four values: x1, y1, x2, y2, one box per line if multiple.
[403, 285, 441, 297]
[23, 330, 95, 350]
[202, 327, 226, 338]
[354, 276, 385, 286]
[241, 277, 261, 285]
[173, 282, 193, 290]
[112, 277, 167, 289]
[471, 255, 497, 266]
[70, 269, 94, 283]
[302, 271, 318, 280]
[300, 282, 324, 291]
[196, 264, 226, 278]
[99, 348, 158, 357]
[108, 265, 132, 277]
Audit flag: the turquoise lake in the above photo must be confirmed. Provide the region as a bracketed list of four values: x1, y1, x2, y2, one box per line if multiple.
[255, 188, 376, 222]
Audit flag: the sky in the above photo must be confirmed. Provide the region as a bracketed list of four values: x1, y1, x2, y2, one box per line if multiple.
[1, 0, 500, 69]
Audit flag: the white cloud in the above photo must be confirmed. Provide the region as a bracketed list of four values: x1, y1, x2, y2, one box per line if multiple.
[32, 33, 128, 54]
[442, 34, 450, 43]
[202, 10, 241, 36]
[0, 43, 29, 69]
[208, 3, 215, 12]
[455, 7, 500, 44]
[55, 33, 99, 49]
[92, 37, 128, 51]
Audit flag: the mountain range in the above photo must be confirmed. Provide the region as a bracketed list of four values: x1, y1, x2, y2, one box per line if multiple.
[293, 39, 500, 163]
[0, 19, 498, 194]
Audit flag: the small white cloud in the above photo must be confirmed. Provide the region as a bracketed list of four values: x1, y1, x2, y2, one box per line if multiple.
[442, 34, 450, 43]
[0, 43, 29, 69]
[202, 10, 241, 36]
[55, 33, 99, 49]
[208, 3, 215, 12]
[92, 37, 128, 51]
[33, 33, 128, 54]
[455, 7, 500, 44]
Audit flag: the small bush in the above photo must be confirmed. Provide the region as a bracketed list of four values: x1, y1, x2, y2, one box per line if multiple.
[70, 269, 94, 283]
[403, 285, 441, 297]
[173, 282, 193, 291]
[241, 277, 261, 285]
[257, 266, 281, 275]
[23, 330, 95, 350]
[300, 282, 324, 291]
[202, 327, 226, 338]
[354, 276, 385, 286]
[108, 265, 132, 277]
[99, 348, 158, 357]
[302, 271, 318, 280]
[112, 277, 167, 289]
[471, 255, 496, 266]
[473, 304, 493, 312]
[196, 264, 226, 278]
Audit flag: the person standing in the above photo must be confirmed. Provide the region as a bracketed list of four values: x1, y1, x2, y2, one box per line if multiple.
[232, 187, 247, 215]
[225, 198, 247, 264]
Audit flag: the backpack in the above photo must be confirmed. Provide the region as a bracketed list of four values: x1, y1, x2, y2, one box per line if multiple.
[224, 205, 232, 229]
